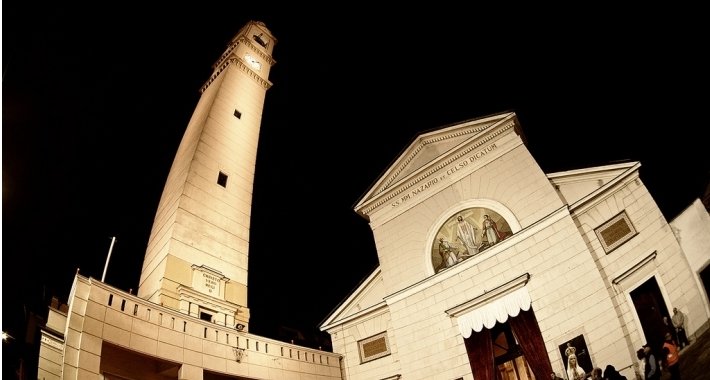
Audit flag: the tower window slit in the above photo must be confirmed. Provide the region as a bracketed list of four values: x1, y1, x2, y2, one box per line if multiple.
[108, 294, 113, 306]
[217, 172, 228, 188]
[121, 300, 125, 311]
[183, 321, 186, 332]
[204, 328, 207, 338]
[133, 304, 138, 316]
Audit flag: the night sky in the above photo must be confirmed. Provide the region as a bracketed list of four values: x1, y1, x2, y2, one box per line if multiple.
[3, 4, 707, 361]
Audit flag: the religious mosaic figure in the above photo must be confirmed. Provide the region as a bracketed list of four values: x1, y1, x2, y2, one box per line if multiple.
[438, 238, 459, 271]
[456, 216, 479, 257]
[431, 207, 513, 273]
[481, 214, 506, 246]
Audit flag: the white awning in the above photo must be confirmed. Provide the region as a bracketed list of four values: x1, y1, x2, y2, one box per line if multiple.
[456, 286, 531, 338]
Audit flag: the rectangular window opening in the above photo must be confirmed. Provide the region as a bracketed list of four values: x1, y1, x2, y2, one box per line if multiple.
[183, 321, 186, 332]
[200, 312, 213, 322]
[217, 172, 228, 188]
[133, 304, 138, 316]
[234, 109, 242, 119]
[108, 294, 113, 306]
[120, 300, 126, 311]
[204, 328, 208, 338]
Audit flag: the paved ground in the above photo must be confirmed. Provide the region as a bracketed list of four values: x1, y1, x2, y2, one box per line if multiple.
[658, 327, 710, 380]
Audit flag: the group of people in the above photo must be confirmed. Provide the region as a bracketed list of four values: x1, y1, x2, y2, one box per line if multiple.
[637, 308, 689, 380]
[554, 310, 690, 380]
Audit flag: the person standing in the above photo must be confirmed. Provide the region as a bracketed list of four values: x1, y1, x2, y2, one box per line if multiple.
[481, 214, 505, 246]
[640, 344, 661, 380]
[671, 307, 691, 349]
[663, 316, 678, 345]
[662, 332, 681, 380]
[437, 237, 458, 270]
[455, 216, 479, 256]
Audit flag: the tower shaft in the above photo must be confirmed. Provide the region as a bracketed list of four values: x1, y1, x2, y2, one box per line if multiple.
[138, 21, 276, 330]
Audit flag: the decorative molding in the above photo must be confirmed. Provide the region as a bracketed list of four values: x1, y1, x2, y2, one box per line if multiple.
[237, 36, 276, 65]
[378, 125, 490, 193]
[358, 331, 391, 364]
[200, 60, 231, 93]
[594, 211, 638, 254]
[612, 251, 657, 286]
[234, 347, 246, 363]
[568, 162, 641, 216]
[360, 122, 516, 216]
[446, 273, 530, 317]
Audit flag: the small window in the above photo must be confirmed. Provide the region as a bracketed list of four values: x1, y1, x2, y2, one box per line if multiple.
[121, 300, 126, 311]
[133, 304, 138, 316]
[234, 109, 242, 119]
[108, 294, 113, 306]
[217, 172, 228, 188]
[200, 312, 212, 322]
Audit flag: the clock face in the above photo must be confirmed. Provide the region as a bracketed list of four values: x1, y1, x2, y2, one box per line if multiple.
[244, 54, 261, 70]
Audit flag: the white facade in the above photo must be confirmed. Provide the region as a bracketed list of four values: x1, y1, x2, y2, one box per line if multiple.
[321, 112, 710, 380]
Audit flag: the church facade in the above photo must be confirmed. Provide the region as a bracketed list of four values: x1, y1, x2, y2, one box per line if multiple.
[320, 112, 710, 380]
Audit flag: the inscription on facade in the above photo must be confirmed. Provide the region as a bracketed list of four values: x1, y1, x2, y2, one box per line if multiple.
[203, 273, 219, 293]
[362, 337, 388, 357]
[595, 211, 637, 253]
[358, 332, 391, 363]
[41, 335, 64, 350]
[390, 143, 498, 209]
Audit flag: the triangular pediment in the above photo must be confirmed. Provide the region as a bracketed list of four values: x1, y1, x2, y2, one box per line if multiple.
[320, 267, 386, 330]
[354, 112, 520, 218]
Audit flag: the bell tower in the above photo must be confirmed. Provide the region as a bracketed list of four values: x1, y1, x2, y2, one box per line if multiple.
[137, 21, 276, 331]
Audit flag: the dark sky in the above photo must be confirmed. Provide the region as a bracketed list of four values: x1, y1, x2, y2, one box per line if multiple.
[3, 5, 707, 351]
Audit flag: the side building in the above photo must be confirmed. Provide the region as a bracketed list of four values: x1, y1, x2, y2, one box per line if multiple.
[320, 112, 710, 380]
[37, 21, 342, 380]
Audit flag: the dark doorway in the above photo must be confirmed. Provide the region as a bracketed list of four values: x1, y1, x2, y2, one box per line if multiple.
[699, 264, 710, 306]
[630, 276, 670, 358]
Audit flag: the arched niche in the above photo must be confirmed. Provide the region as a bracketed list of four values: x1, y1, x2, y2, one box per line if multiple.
[425, 199, 521, 275]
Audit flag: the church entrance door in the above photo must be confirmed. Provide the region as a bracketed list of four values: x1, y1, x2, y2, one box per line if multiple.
[630, 277, 670, 358]
[491, 322, 536, 380]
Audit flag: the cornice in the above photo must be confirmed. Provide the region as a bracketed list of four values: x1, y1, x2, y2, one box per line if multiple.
[237, 36, 276, 65]
[568, 162, 641, 217]
[445, 273, 530, 317]
[200, 58, 273, 93]
[212, 37, 276, 70]
[377, 124, 491, 194]
[176, 285, 243, 314]
[358, 120, 516, 217]
[320, 302, 388, 332]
